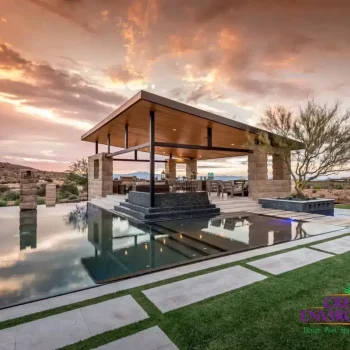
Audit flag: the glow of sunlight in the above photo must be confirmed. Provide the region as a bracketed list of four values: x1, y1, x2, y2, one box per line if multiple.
[0, 93, 93, 130]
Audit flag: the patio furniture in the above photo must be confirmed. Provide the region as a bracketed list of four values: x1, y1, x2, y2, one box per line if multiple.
[118, 184, 127, 194]
[113, 180, 122, 193]
[120, 176, 137, 192]
[221, 180, 248, 197]
[207, 180, 221, 196]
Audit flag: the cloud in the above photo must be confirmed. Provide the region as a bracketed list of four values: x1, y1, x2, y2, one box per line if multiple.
[3, 156, 70, 164]
[106, 64, 144, 85]
[0, 43, 126, 128]
[194, 0, 246, 23]
[28, 0, 96, 33]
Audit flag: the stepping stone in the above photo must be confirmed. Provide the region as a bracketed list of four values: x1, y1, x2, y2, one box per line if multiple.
[143, 266, 266, 313]
[95, 326, 179, 350]
[312, 236, 350, 254]
[248, 248, 333, 275]
[0, 295, 148, 350]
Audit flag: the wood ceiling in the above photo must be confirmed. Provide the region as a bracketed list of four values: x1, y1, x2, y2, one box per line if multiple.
[81, 91, 303, 160]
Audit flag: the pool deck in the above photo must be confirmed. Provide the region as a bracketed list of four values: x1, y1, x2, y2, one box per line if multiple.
[91, 194, 350, 227]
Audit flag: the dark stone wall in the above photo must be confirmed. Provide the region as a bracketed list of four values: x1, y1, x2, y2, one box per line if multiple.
[128, 191, 209, 208]
[259, 198, 334, 214]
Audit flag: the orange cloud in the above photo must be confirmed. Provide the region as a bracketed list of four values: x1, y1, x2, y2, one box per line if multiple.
[218, 28, 239, 50]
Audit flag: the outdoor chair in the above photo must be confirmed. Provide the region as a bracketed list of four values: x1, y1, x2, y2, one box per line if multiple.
[173, 180, 183, 192]
[207, 180, 220, 196]
[190, 180, 199, 192]
[220, 181, 233, 198]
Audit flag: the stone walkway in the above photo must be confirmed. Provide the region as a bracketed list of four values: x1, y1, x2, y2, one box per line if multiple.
[143, 266, 266, 313]
[247, 248, 333, 275]
[312, 235, 350, 254]
[95, 326, 179, 350]
[0, 296, 148, 350]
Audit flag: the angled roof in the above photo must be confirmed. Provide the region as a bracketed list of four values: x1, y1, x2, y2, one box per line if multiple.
[81, 90, 304, 160]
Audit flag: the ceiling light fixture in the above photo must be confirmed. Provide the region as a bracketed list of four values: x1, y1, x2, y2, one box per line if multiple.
[173, 128, 176, 131]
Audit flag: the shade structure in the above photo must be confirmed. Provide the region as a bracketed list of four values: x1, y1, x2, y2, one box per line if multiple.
[81, 90, 304, 160]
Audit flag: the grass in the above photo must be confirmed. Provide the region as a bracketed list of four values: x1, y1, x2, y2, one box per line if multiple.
[61, 251, 350, 350]
[335, 204, 350, 209]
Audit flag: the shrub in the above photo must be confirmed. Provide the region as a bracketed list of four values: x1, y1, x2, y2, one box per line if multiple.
[0, 185, 10, 193]
[1, 190, 20, 201]
[0, 199, 7, 207]
[312, 189, 317, 194]
[45, 177, 53, 182]
[37, 197, 45, 205]
[59, 183, 78, 196]
[319, 194, 325, 198]
[314, 185, 321, 190]
[14, 199, 19, 206]
[37, 183, 46, 197]
[68, 194, 78, 200]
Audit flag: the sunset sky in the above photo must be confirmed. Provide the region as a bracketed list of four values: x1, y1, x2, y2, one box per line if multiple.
[1, 0, 350, 176]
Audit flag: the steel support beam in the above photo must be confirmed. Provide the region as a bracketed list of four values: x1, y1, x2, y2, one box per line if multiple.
[125, 124, 129, 148]
[113, 159, 166, 163]
[107, 134, 111, 153]
[149, 110, 155, 207]
[153, 142, 253, 153]
[95, 140, 98, 154]
[134, 150, 138, 160]
[105, 142, 150, 158]
[207, 127, 212, 147]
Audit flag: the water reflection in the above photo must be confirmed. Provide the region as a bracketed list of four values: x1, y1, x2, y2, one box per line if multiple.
[66, 205, 88, 232]
[0, 204, 343, 309]
[80, 206, 194, 283]
[19, 210, 37, 250]
[77, 207, 343, 284]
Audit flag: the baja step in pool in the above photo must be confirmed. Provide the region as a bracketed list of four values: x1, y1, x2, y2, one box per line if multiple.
[0, 203, 345, 308]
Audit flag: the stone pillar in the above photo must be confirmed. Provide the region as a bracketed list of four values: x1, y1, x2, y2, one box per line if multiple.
[186, 159, 197, 179]
[165, 159, 176, 180]
[248, 149, 268, 199]
[20, 169, 37, 210]
[248, 150, 268, 181]
[88, 153, 113, 200]
[272, 153, 291, 180]
[45, 183, 56, 207]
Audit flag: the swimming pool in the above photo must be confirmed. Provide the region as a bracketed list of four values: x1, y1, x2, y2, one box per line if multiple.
[0, 203, 345, 308]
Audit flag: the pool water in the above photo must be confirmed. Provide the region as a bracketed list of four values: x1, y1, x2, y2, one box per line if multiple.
[0, 203, 345, 308]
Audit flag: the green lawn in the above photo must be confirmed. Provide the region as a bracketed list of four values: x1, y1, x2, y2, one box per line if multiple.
[61, 248, 350, 350]
[335, 204, 350, 209]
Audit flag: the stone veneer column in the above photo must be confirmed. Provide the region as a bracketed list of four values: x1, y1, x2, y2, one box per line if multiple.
[45, 183, 56, 207]
[272, 153, 291, 180]
[88, 153, 113, 200]
[20, 169, 37, 210]
[165, 159, 176, 180]
[186, 159, 197, 179]
[248, 149, 268, 199]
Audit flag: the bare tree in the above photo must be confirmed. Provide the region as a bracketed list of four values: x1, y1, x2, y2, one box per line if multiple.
[253, 100, 350, 198]
[65, 158, 88, 192]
